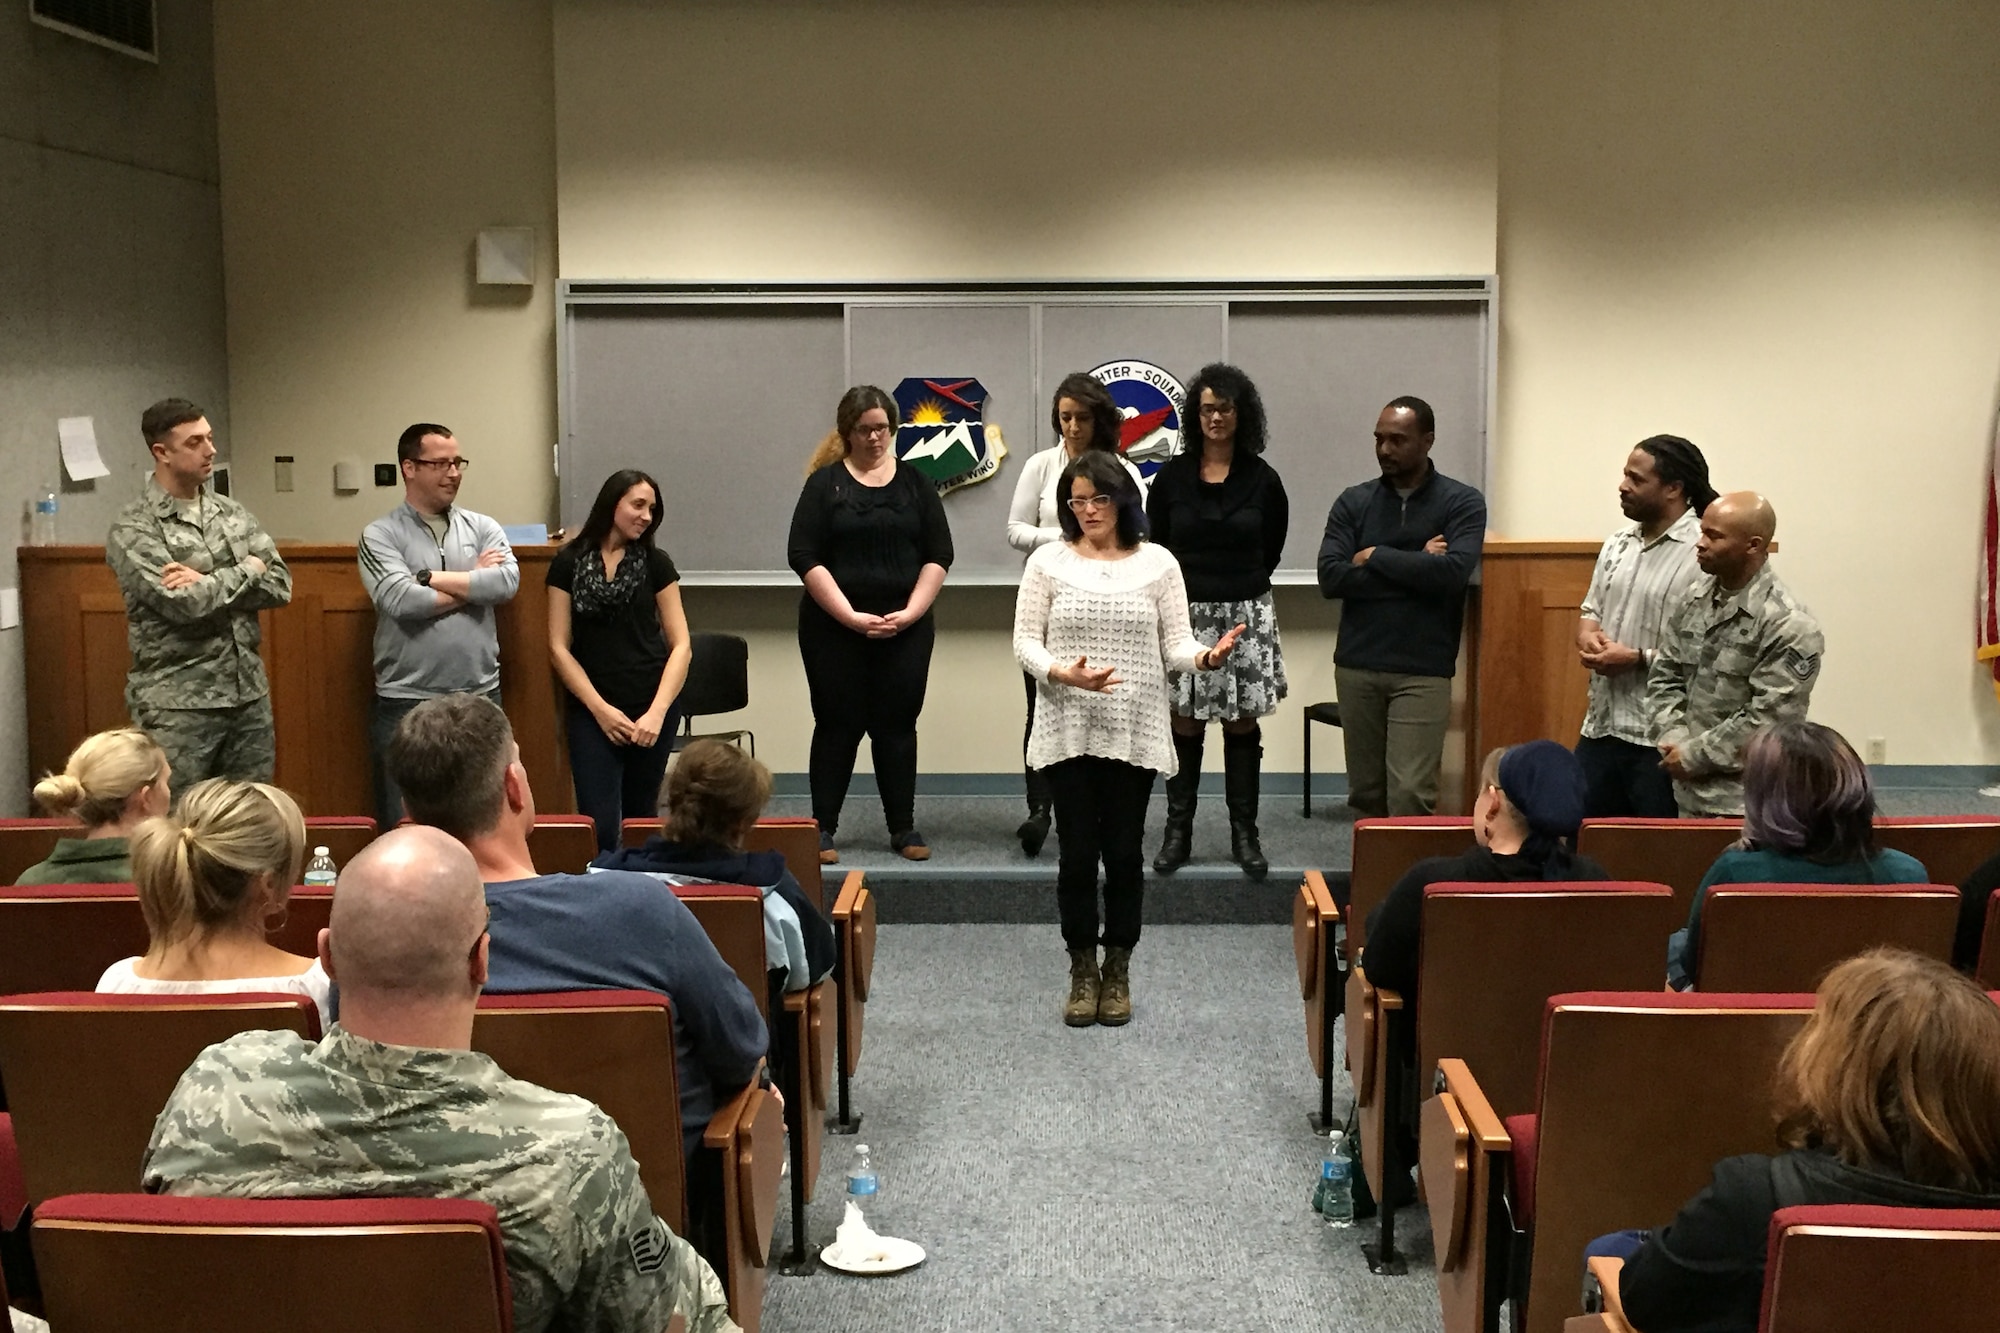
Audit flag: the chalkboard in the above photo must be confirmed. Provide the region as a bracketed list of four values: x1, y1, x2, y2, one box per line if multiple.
[559, 282, 1492, 584]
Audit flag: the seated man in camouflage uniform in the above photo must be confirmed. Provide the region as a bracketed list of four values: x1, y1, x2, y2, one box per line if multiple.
[1645, 491, 1825, 816]
[107, 398, 292, 784]
[142, 825, 738, 1333]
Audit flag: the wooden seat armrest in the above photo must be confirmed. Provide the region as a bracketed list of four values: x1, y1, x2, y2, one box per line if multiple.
[780, 990, 807, 1014]
[1434, 1058, 1509, 1151]
[1586, 1256, 1638, 1333]
[831, 870, 866, 918]
[1376, 984, 1406, 1012]
[703, 1078, 764, 1152]
[1302, 869, 1338, 915]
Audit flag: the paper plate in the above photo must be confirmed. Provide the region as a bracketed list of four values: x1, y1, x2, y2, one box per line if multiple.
[819, 1235, 926, 1275]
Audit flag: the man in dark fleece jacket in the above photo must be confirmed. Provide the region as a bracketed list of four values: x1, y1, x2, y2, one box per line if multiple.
[383, 693, 768, 1165]
[1318, 395, 1486, 815]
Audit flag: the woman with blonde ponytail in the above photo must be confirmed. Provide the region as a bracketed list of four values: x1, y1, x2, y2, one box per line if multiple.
[19, 728, 171, 884]
[97, 778, 331, 1026]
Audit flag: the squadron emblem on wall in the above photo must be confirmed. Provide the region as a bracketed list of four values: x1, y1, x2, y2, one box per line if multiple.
[892, 377, 1008, 495]
[1088, 360, 1186, 481]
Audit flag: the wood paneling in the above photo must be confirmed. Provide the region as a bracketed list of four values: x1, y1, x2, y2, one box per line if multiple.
[20, 545, 574, 817]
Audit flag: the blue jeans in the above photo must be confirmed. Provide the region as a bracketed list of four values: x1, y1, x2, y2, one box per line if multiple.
[565, 698, 678, 853]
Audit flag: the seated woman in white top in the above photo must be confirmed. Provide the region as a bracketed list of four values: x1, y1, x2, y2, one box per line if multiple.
[97, 777, 332, 1029]
[1013, 449, 1241, 1030]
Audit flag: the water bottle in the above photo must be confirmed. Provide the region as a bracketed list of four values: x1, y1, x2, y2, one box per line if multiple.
[30, 488, 58, 545]
[303, 846, 338, 888]
[1314, 1124, 1355, 1226]
[845, 1144, 879, 1216]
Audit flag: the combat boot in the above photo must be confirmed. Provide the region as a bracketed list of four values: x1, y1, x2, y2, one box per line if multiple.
[1224, 726, 1268, 880]
[1064, 949, 1099, 1027]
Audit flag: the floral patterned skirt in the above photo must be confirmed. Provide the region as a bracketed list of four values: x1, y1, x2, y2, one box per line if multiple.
[1169, 593, 1288, 721]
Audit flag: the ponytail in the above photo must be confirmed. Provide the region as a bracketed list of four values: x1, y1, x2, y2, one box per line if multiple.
[34, 728, 166, 827]
[130, 779, 307, 948]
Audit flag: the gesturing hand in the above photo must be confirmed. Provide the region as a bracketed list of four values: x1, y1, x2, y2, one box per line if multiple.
[1054, 656, 1121, 693]
[1201, 623, 1247, 668]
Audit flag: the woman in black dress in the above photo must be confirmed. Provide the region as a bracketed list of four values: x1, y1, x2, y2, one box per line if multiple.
[546, 468, 692, 853]
[1145, 363, 1289, 879]
[788, 385, 954, 864]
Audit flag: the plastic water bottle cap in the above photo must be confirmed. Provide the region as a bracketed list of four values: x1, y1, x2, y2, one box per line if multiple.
[314, 846, 330, 856]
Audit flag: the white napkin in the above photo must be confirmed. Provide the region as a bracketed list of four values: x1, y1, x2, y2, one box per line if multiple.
[824, 1201, 896, 1267]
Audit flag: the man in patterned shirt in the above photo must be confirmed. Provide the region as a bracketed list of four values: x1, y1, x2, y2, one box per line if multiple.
[106, 398, 292, 783]
[142, 825, 738, 1333]
[1644, 492, 1824, 816]
[1574, 436, 1715, 816]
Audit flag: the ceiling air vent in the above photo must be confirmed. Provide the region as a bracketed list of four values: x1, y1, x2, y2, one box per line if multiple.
[29, 0, 158, 62]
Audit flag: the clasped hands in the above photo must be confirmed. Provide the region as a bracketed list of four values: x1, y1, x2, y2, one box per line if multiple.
[1352, 534, 1448, 565]
[844, 606, 922, 639]
[1577, 625, 1644, 676]
[594, 701, 672, 748]
[161, 554, 268, 590]
[1050, 622, 1247, 694]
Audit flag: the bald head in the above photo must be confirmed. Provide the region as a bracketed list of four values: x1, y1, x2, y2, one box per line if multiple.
[327, 826, 488, 1001]
[1695, 491, 1776, 588]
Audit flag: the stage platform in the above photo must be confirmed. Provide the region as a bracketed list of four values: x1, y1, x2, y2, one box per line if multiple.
[766, 789, 1358, 926]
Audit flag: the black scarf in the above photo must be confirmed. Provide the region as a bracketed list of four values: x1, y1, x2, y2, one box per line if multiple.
[569, 544, 647, 618]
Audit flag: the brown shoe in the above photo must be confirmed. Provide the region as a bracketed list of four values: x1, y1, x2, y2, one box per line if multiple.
[1064, 950, 1099, 1027]
[818, 831, 839, 865]
[1098, 947, 1132, 1026]
[893, 830, 931, 861]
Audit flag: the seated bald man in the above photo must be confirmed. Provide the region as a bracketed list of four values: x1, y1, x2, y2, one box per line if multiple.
[142, 826, 739, 1333]
[1643, 491, 1824, 816]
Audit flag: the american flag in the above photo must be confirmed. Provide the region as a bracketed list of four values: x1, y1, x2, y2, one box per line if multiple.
[1982, 404, 2000, 702]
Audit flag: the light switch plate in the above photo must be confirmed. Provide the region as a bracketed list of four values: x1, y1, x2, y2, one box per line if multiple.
[275, 455, 294, 492]
[0, 588, 20, 630]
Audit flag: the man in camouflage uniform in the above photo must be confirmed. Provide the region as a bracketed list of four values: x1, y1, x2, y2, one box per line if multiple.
[106, 398, 291, 783]
[142, 825, 738, 1333]
[1644, 491, 1824, 816]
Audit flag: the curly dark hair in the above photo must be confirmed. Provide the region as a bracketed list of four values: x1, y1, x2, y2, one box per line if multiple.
[1047, 373, 1126, 454]
[1180, 363, 1268, 456]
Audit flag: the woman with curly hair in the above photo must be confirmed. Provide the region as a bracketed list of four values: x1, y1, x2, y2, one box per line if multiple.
[1144, 362, 1288, 879]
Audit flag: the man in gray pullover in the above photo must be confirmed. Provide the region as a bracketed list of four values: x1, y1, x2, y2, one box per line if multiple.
[359, 422, 520, 829]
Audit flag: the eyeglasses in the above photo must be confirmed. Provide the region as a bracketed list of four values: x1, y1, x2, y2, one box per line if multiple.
[853, 424, 894, 439]
[1198, 403, 1237, 418]
[411, 457, 470, 473]
[1066, 495, 1115, 512]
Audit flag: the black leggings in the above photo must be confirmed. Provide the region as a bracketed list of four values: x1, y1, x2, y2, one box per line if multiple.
[1046, 756, 1156, 951]
[799, 601, 934, 836]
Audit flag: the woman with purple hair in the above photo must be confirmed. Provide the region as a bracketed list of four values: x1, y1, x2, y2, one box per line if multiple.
[1666, 720, 1927, 988]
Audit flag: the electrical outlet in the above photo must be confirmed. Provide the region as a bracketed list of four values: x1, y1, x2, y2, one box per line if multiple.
[274, 456, 294, 493]
[1866, 737, 1887, 765]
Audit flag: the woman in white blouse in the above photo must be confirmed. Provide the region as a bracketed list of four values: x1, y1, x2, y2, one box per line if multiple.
[1013, 450, 1240, 1028]
[97, 777, 332, 1029]
[1004, 372, 1147, 858]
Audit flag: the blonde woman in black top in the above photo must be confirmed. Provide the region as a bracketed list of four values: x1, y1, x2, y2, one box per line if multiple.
[788, 386, 955, 864]
[1145, 363, 1289, 879]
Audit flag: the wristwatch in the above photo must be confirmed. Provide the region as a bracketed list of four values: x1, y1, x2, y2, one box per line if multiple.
[416, 568, 433, 587]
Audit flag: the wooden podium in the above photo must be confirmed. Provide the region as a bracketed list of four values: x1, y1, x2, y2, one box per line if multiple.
[1459, 540, 1602, 809]
[19, 545, 573, 817]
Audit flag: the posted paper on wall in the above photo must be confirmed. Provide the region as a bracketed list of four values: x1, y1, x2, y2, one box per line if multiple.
[57, 416, 109, 482]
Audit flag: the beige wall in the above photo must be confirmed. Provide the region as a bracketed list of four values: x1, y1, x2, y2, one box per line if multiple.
[554, 0, 1501, 281]
[1496, 0, 2000, 765]
[204, 0, 2000, 780]
[212, 0, 558, 542]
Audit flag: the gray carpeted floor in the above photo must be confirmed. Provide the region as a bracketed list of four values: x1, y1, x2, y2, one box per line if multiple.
[764, 924, 1443, 1333]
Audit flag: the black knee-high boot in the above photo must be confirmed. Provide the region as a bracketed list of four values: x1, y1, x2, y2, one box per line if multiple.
[1223, 726, 1268, 880]
[1153, 730, 1204, 873]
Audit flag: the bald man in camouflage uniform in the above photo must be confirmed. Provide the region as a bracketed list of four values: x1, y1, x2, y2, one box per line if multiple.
[107, 398, 291, 783]
[1645, 491, 1823, 816]
[142, 826, 737, 1333]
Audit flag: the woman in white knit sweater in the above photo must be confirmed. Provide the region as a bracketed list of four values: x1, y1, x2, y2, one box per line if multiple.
[1013, 450, 1241, 1027]
[1004, 372, 1147, 859]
